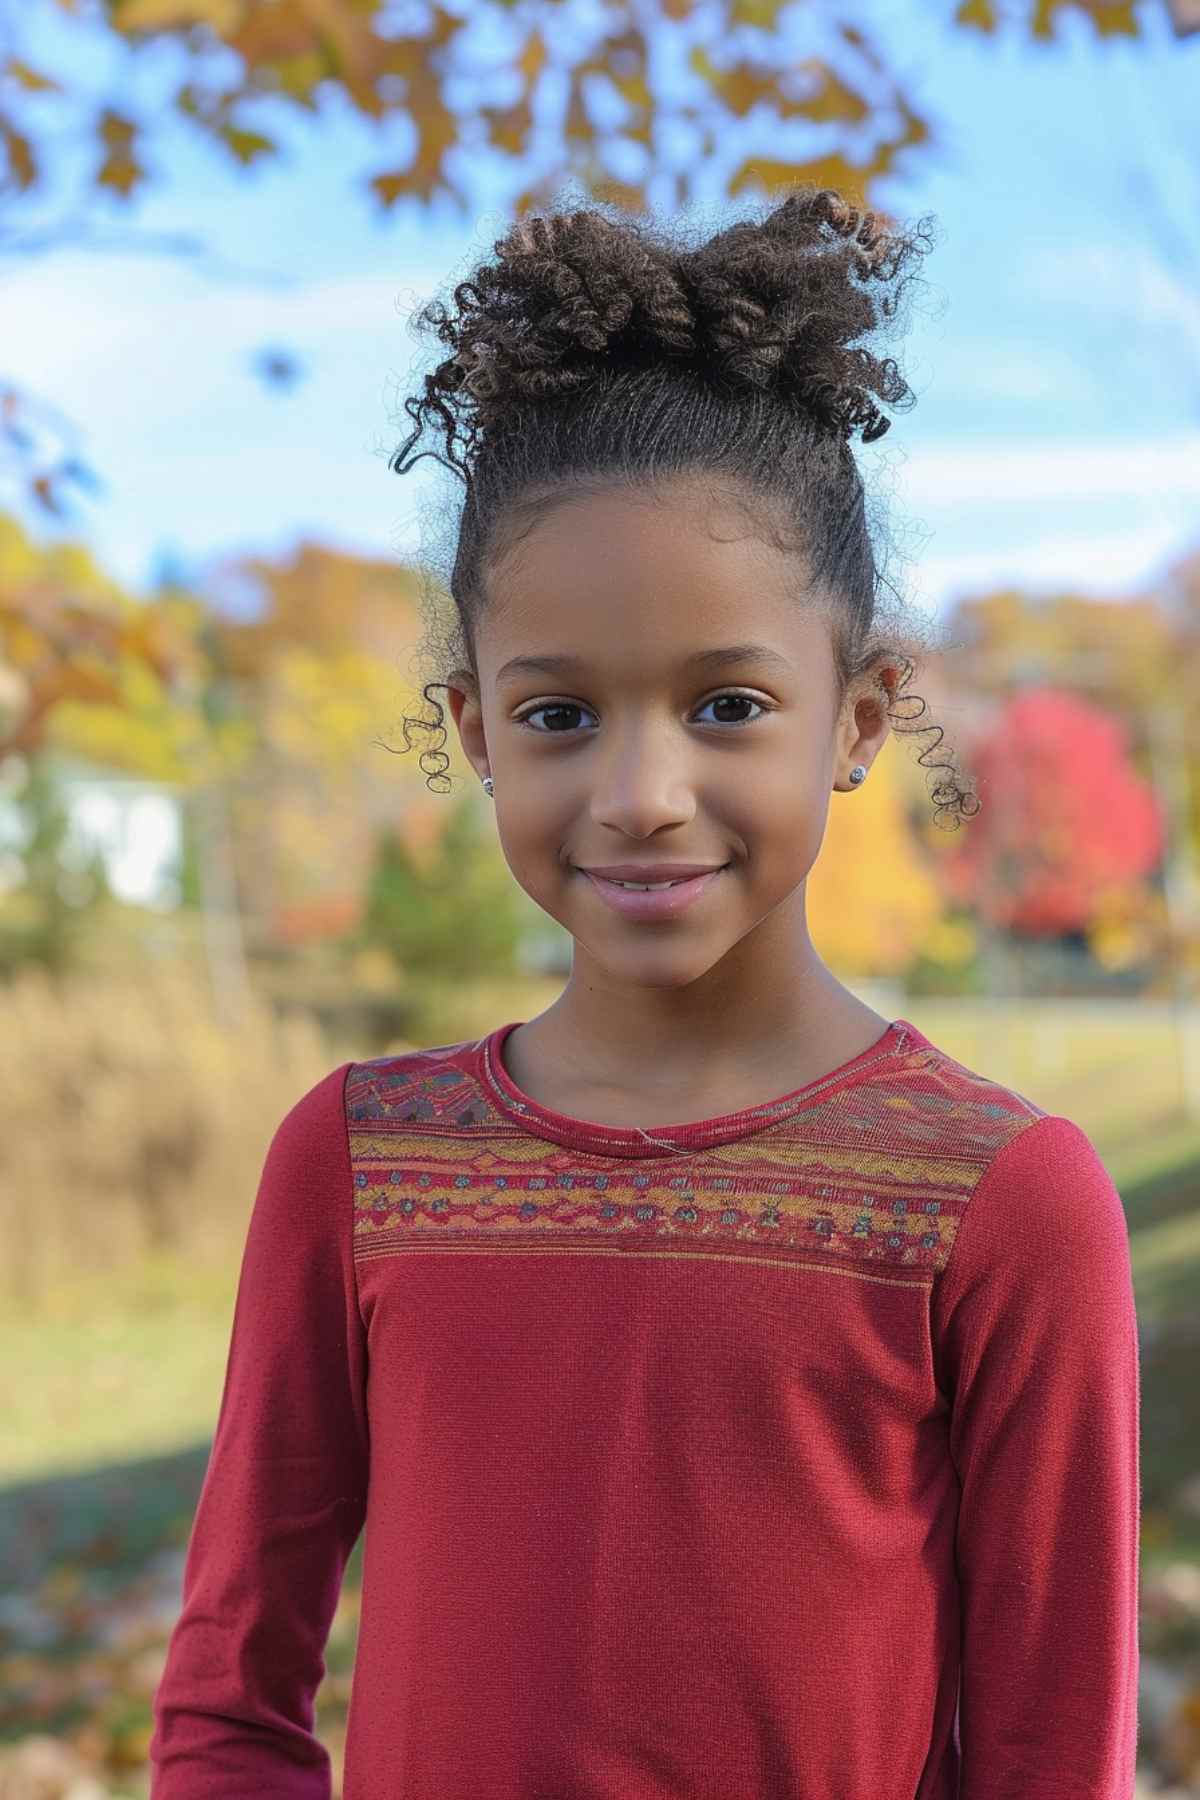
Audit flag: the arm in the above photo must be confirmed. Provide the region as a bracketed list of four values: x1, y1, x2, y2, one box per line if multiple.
[149, 1061, 369, 1798]
[931, 1113, 1141, 1799]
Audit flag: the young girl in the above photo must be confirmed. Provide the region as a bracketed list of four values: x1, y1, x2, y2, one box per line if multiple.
[150, 188, 1141, 1799]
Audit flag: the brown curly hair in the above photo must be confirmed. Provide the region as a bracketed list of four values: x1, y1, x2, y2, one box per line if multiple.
[382, 185, 979, 830]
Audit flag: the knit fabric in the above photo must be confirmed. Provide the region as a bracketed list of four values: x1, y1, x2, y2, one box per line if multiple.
[150, 1016, 1141, 1798]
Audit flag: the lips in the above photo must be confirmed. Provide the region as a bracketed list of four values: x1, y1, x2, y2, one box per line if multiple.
[579, 864, 729, 883]
[578, 864, 728, 920]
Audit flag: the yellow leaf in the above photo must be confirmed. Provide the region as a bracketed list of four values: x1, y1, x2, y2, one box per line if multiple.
[98, 108, 137, 150]
[403, 86, 458, 201]
[3, 58, 63, 94]
[514, 177, 562, 217]
[1, 120, 37, 191]
[1030, 0, 1139, 36]
[218, 123, 277, 164]
[565, 74, 592, 145]
[807, 746, 943, 978]
[272, 50, 328, 104]
[730, 152, 874, 209]
[114, 0, 244, 30]
[428, 4, 467, 51]
[369, 168, 411, 208]
[690, 49, 773, 118]
[590, 173, 646, 214]
[1083, 0, 1140, 35]
[482, 98, 532, 157]
[4, 619, 44, 671]
[954, 0, 997, 28]
[787, 60, 870, 126]
[97, 150, 146, 197]
[895, 98, 932, 152]
[518, 28, 547, 90]
[731, 0, 788, 22]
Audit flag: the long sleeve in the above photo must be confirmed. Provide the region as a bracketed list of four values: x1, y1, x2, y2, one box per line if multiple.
[149, 1061, 369, 1798]
[931, 1111, 1141, 1798]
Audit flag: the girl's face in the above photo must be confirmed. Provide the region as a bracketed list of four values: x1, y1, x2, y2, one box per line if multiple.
[447, 475, 891, 995]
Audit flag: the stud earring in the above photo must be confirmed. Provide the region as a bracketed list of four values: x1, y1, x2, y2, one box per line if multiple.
[848, 765, 867, 786]
[482, 775, 494, 797]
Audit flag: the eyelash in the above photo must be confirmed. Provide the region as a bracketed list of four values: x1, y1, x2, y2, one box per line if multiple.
[513, 691, 771, 735]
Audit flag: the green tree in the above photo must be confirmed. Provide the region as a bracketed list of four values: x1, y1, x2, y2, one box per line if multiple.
[358, 792, 530, 984]
[0, 750, 113, 979]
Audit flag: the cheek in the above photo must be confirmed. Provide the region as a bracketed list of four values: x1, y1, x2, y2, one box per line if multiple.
[746, 769, 832, 873]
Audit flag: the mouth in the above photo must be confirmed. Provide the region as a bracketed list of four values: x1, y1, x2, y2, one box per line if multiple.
[575, 863, 731, 919]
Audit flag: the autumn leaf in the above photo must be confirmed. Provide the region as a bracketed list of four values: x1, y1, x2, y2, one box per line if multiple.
[730, 151, 879, 207]
[808, 742, 944, 977]
[518, 28, 548, 87]
[97, 150, 147, 197]
[955, 0, 998, 27]
[3, 58, 63, 94]
[939, 688, 1165, 936]
[1, 118, 37, 190]
[482, 97, 533, 158]
[591, 173, 648, 213]
[369, 168, 410, 209]
[565, 72, 593, 145]
[788, 60, 871, 126]
[1032, 0, 1140, 36]
[731, 0, 790, 23]
[216, 122, 277, 165]
[0, 0, 1167, 528]
[114, 0, 244, 30]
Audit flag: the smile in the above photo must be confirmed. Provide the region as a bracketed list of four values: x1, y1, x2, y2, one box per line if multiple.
[578, 865, 729, 919]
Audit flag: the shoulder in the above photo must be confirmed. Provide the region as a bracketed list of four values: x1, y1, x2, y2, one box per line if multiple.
[885, 1017, 1050, 1135]
[875, 1022, 1122, 1275]
[344, 1035, 492, 1130]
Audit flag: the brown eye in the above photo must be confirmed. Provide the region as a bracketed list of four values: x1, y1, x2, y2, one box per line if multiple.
[513, 690, 770, 734]
[515, 702, 596, 733]
[696, 693, 766, 727]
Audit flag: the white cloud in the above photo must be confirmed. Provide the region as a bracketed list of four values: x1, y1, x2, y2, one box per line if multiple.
[877, 433, 1200, 506]
[7, 246, 1199, 617]
[4, 255, 445, 388]
[915, 516, 1194, 611]
[1024, 241, 1200, 352]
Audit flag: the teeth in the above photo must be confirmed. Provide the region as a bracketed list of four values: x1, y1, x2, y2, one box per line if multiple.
[611, 879, 679, 891]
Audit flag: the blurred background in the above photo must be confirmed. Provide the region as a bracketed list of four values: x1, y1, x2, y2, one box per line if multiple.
[1, 0, 1199, 1792]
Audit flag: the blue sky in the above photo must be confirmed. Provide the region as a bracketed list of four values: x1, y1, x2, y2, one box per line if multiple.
[3, 0, 1199, 622]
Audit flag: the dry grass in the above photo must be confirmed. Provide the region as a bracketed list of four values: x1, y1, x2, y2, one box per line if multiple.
[1, 963, 1193, 1314]
[2, 960, 1196, 1484]
[0, 955, 348, 1314]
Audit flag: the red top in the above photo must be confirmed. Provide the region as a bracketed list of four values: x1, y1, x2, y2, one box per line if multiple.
[149, 1016, 1141, 1799]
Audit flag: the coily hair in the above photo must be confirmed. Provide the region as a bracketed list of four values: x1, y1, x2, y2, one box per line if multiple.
[383, 185, 980, 830]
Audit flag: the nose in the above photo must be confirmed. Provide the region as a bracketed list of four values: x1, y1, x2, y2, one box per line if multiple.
[586, 722, 698, 839]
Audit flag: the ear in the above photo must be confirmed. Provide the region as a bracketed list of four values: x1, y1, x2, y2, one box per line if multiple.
[445, 670, 490, 785]
[835, 660, 898, 791]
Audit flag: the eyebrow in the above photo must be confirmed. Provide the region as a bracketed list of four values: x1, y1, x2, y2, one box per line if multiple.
[495, 643, 794, 684]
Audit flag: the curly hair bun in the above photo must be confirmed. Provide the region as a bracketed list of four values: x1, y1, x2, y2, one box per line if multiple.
[398, 187, 931, 478]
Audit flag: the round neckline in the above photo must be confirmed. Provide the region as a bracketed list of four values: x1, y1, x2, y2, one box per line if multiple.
[476, 1016, 919, 1158]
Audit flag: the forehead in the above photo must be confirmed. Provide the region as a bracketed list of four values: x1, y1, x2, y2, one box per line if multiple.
[480, 478, 830, 676]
